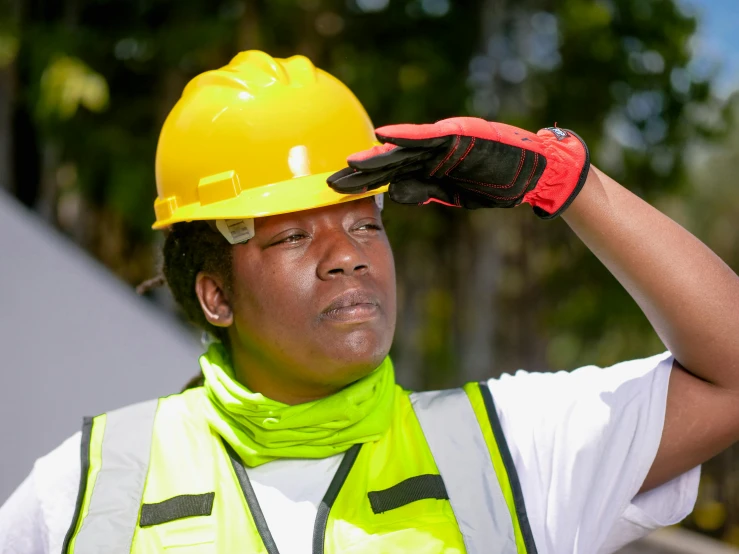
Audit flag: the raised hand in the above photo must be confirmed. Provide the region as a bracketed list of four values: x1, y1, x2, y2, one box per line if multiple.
[328, 117, 590, 218]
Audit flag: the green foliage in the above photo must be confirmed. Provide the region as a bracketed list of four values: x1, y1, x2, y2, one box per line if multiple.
[6, 0, 727, 377]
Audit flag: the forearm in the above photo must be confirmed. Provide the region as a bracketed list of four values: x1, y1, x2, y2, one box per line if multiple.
[562, 166, 739, 390]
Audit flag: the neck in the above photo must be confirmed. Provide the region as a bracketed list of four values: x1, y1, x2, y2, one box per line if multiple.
[199, 344, 396, 467]
[228, 341, 343, 405]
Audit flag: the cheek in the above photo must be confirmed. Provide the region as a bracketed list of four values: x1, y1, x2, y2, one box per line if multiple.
[373, 242, 397, 305]
[230, 251, 317, 330]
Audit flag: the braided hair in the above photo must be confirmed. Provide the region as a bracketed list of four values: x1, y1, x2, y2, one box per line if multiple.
[139, 220, 233, 350]
[138, 222, 234, 390]
[161, 222, 233, 341]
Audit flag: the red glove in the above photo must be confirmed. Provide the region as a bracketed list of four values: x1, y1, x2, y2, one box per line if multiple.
[327, 117, 590, 218]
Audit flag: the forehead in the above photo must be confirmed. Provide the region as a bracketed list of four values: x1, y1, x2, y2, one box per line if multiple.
[254, 197, 379, 230]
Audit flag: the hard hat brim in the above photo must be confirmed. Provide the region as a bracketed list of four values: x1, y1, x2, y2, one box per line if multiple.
[152, 171, 389, 230]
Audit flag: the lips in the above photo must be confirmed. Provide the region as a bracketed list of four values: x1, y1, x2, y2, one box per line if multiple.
[321, 289, 381, 323]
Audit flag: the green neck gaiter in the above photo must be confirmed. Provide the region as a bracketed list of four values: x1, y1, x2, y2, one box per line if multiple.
[200, 343, 396, 467]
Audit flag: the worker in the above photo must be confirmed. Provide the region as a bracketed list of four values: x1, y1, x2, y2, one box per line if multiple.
[1, 50, 739, 554]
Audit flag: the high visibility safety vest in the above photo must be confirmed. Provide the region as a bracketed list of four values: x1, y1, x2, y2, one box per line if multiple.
[62, 383, 537, 554]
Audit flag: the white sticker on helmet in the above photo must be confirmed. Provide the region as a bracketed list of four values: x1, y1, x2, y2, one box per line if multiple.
[216, 219, 255, 244]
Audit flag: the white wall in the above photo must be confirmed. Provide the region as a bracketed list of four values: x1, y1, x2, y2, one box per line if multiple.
[0, 192, 202, 502]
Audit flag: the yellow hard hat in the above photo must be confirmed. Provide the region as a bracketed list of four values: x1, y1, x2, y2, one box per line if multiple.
[152, 50, 387, 230]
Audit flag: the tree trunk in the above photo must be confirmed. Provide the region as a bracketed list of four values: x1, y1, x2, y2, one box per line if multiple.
[0, 63, 14, 193]
[451, 0, 511, 381]
[36, 140, 60, 224]
[0, 0, 20, 193]
[392, 237, 426, 391]
[237, 0, 263, 52]
[456, 211, 502, 381]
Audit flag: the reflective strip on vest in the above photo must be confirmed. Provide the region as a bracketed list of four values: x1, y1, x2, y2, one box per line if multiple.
[67, 387, 530, 553]
[410, 388, 518, 554]
[72, 399, 159, 554]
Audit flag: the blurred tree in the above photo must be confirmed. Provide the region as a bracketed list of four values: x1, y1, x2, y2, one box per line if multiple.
[0, 0, 20, 193]
[458, 0, 725, 383]
[1, 0, 725, 383]
[2, 0, 726, 381]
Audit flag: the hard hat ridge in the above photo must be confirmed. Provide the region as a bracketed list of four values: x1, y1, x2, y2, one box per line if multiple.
[185, 51, 318, 96]
[227, 50, 319, 86]
[152, 49, 388, 230]
[229, 50, 293, 84]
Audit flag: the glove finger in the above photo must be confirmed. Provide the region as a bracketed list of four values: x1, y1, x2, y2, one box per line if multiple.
[348, 145, 437, 172]
[377, 118, 496, 147]
[326, 166, 357, 187]
[375, 122, 460, 148]
[375, 132, 450, 150]
[376, 135, 451, 149]
[376, 119, 489, 149]
[455, 190, 495, 210]
[347, 142, 396, 163]
[389, 178, 504, 210]
[327, 162, 425, 194]
[388, 177, 459, 206]
[327, 168, 386, 194]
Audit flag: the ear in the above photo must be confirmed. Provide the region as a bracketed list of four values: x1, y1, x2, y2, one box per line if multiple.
[195, 272, 233, 327]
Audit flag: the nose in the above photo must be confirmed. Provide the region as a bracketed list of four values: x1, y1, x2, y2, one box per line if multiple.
[316, 229, 370, 280]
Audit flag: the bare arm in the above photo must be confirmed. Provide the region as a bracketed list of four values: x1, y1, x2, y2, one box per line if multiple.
[563, 166, 739, 491]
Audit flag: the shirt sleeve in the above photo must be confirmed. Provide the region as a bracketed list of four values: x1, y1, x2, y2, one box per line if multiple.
[0, 432, 82, 554]
[0, 472, 49, 554]
[487, 352, 700, 554]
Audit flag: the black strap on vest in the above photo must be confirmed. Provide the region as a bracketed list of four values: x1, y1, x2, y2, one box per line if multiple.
[479, 382, 538, 554]
[312, 443, 362, 554]
[368, 474, 449, 514]
[223, 439, 281, 554]
[62, 417, 93, 554]
[139, 493, 215, 527]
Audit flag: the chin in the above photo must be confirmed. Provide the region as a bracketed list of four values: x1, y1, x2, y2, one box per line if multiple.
[318, 330, 392, 386]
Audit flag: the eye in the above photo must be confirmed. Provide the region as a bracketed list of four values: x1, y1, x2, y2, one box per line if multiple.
[278, 233, 307, 244]
[267, 229, 310, 247]
[354, 222, 383, 233]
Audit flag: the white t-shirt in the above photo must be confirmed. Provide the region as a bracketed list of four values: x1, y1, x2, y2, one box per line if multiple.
[0, 352, 699, 554]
